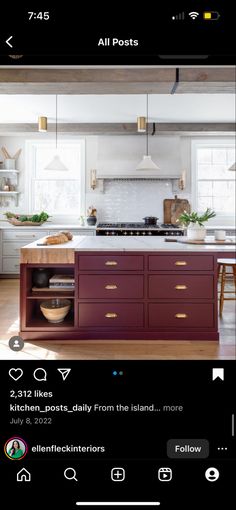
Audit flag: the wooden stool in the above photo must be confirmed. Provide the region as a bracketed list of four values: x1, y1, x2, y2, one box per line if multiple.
[217, 258, 236, 316]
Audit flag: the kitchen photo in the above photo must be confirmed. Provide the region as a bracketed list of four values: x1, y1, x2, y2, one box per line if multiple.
[0, 65, 235, 360]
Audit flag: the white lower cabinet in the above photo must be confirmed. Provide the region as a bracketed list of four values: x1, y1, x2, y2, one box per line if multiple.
[3, 241, 28, 256]
[0, 228, 95, 274]
[1, 230, 49, 275]
[2, 258, 21, 273]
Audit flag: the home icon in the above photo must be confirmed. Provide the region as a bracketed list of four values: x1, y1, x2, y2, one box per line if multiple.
[17, 468, 31, 482]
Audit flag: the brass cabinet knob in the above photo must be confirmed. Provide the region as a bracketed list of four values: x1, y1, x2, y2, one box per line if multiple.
[105, 261, 118, 266]
[175, 285, 187, 290]
[175, 313, 188, 319]
[105, 312, 118, 318]
[175, 261, 187, 266]
[105, 284, 118, 290]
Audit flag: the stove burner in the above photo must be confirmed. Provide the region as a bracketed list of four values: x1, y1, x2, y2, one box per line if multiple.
[161, 223, 180, 229]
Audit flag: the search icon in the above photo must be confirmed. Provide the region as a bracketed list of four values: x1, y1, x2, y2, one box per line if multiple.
[64, 467, 78, 482]
[33, 368, 47, 382]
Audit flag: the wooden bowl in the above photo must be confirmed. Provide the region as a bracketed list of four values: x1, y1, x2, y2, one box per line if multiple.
[7, 218, 45, 226]
[40, 299, 71, 323]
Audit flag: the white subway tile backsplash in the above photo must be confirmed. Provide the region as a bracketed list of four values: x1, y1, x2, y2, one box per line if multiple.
[88, 180, 187, 222]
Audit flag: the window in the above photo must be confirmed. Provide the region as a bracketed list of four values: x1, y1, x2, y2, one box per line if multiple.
[25, 140, 85, 215]
[192, 139, 235, 217]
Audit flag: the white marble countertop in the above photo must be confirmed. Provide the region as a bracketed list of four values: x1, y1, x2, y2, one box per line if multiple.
[205, 225, 235, 230]
[0, 222, 96, 230]
[1, 222, 234, 232]
[21, 235, 236, 253]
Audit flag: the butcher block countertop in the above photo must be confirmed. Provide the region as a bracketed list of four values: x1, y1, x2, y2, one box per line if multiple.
[20, 235, 236, 264]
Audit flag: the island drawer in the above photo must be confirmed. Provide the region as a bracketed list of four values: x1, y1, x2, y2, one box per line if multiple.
[149, 303, 214, 328]
[148, 255, 214, 271]
[3, 230, 48, 241]
[148, 275, 214, 299]
[79, 255, 144, 271]
[79, 275, 144, 299]
[2, 257, 20, 273]
[79, 303, 144, 327]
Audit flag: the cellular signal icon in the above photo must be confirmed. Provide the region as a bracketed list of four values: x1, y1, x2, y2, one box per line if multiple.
[172, 12, 185, 20]
[189, 11, 199, 19]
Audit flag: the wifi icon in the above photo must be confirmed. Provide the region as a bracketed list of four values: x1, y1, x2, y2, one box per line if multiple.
[189, 11, 199, 19]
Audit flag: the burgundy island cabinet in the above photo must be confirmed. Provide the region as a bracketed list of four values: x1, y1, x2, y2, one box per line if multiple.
[19, 236, 236, 341]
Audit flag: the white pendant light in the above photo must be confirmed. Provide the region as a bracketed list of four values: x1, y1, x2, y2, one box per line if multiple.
[44, 95, 68, 171]
[136, 94, 160, 171]
[228, 162, 236, 171]
[44, 154, 68, 171]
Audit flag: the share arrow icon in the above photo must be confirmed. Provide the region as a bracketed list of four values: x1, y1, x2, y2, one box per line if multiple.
[57, 368, 71, 381]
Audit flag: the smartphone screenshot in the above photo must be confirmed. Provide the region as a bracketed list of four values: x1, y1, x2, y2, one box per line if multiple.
[0, 4, 235, 509]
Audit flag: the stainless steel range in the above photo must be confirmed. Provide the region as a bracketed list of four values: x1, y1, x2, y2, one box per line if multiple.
[96, 222, 185, 236]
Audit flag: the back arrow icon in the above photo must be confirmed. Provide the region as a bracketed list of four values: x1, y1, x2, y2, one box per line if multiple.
[6, 36, 13, 48]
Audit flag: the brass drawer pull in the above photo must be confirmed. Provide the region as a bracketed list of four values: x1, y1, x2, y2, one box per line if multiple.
[105, 284, 118, 290]
[175, 261, 187, 266]
[175, 313, 188, 319]
[105, 260, 117, 266]
[175, 285, 187, 290]
[105, 312, 118, 318]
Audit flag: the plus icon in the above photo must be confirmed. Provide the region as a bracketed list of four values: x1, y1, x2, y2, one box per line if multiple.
[111, 467, 125, 482]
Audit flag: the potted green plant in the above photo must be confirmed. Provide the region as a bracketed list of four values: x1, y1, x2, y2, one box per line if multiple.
[178, 208, 216, 240]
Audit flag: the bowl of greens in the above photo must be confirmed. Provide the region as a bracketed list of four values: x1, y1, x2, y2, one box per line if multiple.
[4, 211, 50, 226]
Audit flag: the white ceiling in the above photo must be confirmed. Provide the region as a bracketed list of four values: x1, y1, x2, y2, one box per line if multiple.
[0, 94, 234, 123]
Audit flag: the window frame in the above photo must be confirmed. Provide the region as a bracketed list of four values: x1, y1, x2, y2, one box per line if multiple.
[191, 138, 235, 219]
[25, 138, 86, 215]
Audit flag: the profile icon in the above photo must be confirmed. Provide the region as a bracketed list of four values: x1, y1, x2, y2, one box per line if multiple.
[205, 467, 220, 482]
[4, 437, 28, 460]
[9, 336, 24, 351]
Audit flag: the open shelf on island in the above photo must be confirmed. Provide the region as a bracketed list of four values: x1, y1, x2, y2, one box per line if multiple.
[26, 266, 75, 298]
[26, 317, 74, 329]
[29, 288, 75, 299]
[25, 299, 74, 329]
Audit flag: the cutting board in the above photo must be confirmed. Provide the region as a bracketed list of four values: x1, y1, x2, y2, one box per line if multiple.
[164, 196, 190, 224]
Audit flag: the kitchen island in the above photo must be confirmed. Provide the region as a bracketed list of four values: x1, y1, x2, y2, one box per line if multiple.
[20, 236, 236, 342]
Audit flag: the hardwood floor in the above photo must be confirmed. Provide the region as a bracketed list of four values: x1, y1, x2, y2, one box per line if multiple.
[0, 279, 235, 360]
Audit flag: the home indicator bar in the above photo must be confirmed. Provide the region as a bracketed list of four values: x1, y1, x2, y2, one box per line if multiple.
[76, 504, 161, 507]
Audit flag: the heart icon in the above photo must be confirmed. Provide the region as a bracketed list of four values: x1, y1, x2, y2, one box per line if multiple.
[9, 368, 23, 381]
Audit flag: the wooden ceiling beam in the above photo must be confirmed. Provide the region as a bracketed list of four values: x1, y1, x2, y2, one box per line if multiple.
[0, 123, 234, 135]
[0, 68, 234, 94]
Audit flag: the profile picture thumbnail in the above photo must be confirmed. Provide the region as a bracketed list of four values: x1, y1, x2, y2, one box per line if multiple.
[4, 437, 28, 460]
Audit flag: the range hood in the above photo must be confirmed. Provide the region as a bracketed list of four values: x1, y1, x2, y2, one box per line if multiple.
[96, 172, 180, 180]
[91, 170, 182, 193]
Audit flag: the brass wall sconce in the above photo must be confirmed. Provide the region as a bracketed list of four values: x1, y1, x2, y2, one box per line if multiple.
[178, 170, 186, 190]
[90, 169, 97, 190]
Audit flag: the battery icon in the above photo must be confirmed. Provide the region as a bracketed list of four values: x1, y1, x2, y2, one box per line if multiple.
[203, 11, 220, 20]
